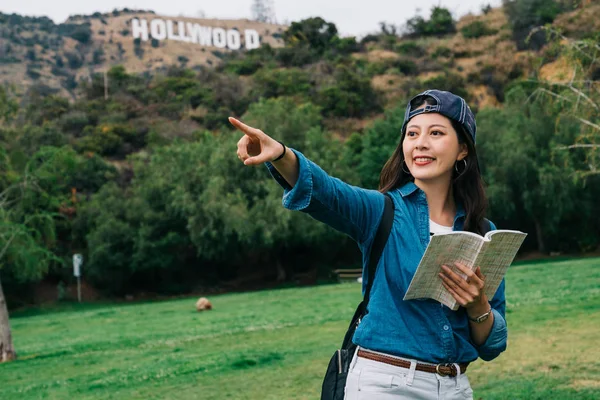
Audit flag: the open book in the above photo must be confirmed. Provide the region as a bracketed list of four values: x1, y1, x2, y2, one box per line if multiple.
[403, 229, 527, 310]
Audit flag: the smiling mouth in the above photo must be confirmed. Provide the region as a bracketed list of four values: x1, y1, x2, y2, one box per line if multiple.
[413, 157, 435, 165]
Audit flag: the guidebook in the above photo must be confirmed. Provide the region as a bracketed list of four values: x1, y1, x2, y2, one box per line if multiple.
[403, 229, 527, 310]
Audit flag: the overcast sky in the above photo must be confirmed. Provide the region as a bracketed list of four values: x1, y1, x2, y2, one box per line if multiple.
[1, 0, 503, 37]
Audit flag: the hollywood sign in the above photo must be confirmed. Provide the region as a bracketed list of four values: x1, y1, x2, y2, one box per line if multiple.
[131, 18, 261, 50]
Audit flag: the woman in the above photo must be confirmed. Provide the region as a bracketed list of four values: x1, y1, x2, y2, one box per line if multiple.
[229, 89, 507, 400]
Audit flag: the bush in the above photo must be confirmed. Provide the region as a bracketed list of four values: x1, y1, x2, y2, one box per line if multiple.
[330, 36, 360, 55]
[92, 47, 105, 64]
[461, 20, 498, 38]
[252, 68, 313, 99]
[77, 125, 123, 156]
[316, 66, 380, 118]
[405, 7, 456, 37]
[421, 72, 470, 101]
[223, 57, 263, 75]
[62, 75, 78, 90]
[275, 45, 314, 67]
[64, 51, 83, 69]
[60, 111, 90, 135]
[431, 46, 453, 59]
[283, 17, 338, 54]
[393, 59, 418, 75]
[26, 65, 41, 80]
[395, 41, 426, 57]
[503, 0, 576, 50]
[57, 23, 93, 44]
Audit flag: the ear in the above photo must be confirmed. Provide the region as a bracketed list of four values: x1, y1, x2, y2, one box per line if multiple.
[457, 143, 468, 161]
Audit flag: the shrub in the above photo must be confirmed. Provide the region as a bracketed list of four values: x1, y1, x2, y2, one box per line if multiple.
[26, 65, 41, 79]
[60, 111, 90, 135]
[92, 47, 105, 64]
[316, 65, 380, 118]
[252, 68, 313, 99]
[393, 59, 418, 75]
[405, 7, 456, 37]
[461, 20, 498, 38]
[64, 51, 83, 69]
[503, 0, 576, 50]
[77, 125, 123, 156]
[431, 46, 453, 59]
[59, 23, 93, 44]
[422, 72, 470, 101]
[395, 41, 426, 57]
[223, 57, 263, 75]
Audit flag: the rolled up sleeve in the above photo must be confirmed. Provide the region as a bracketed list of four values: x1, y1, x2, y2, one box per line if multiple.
[476, 278, 508, 361]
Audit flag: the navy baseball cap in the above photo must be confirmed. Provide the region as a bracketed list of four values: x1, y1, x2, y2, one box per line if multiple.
[401, 89, 477, 144]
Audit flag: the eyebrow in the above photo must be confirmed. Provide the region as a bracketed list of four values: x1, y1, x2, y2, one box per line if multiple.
[407, 124, 449, 130]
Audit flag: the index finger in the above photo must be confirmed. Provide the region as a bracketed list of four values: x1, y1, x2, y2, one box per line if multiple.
[228, 117, 263, 138]
[453, 262, 475, 277]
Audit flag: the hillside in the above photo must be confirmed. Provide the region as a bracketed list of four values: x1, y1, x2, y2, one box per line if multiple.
[2, 4, 598, 111]
[0, 9, 286, 98]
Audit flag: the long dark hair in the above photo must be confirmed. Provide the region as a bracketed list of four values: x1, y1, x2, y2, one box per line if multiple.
[378, 96, 488, 234]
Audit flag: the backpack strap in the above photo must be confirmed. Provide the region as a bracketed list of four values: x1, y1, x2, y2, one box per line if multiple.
[340, 193, 395, 349]
[364, 193, 395, 305]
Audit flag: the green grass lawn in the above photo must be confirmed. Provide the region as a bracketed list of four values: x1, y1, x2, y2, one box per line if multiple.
[2, 257, 599, 400]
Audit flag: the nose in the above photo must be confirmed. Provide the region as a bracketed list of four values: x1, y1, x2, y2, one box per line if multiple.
[414, 133, 429, 150]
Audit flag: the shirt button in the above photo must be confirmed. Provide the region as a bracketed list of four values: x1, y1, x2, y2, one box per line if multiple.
[443, 325, 450, 331]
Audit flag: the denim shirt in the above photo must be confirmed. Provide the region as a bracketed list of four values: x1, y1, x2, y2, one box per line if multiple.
[266, 149, 508, 363]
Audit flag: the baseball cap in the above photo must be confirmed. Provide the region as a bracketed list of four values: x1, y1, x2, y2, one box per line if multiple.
[401, 89, 477, 144]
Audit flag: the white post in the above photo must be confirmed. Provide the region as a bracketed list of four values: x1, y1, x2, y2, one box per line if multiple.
[73, 254, 83, 303]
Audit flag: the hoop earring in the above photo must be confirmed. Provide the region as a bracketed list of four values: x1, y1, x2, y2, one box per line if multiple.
[455, 159, 467, 174]
[402, 161, 411, 175]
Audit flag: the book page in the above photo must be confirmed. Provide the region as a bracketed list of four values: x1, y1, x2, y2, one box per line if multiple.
[475, 231, 527, 300]
[403, 232, 485, 310]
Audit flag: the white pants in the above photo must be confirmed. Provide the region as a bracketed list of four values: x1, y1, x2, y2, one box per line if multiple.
[344, 347, 474, 400]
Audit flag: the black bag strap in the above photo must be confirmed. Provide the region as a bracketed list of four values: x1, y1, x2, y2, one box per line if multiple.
[364, 193, 395, 304]
[340, 193, 394, 349]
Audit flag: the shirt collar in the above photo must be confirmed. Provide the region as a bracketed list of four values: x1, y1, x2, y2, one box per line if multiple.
[398, 181, 466, 220]
[398, 181, 419, 197]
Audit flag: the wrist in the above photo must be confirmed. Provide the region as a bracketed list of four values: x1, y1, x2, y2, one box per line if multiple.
[466, 298, 490, 318]
[467, 307, 492, 323]
[272, 141, 286, 162]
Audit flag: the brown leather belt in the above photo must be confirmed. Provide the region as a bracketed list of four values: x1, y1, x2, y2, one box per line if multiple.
[357, 349, 469, 377]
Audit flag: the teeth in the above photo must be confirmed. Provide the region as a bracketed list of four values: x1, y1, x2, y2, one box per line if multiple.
[414, 157, 434, 162]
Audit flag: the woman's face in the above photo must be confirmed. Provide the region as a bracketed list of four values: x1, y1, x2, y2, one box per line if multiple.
[402, 112, 468, 184]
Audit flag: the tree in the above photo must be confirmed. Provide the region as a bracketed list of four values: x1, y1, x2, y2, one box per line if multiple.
[0, 167, 59, 362]
[477, 87, 588, 253]
[529, 30, 600, 179]
[405, 6, 456, 37]
[0, 144, 91, 362]
[283, 17, 338, 55]
[502, 0, 576, 50]
[76, 97, 354, 293]
[251, 0, 276, 24]
[0, 86, 18, 124]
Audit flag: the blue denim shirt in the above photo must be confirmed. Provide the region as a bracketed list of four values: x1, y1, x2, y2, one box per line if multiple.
[266, 149, 508, 363]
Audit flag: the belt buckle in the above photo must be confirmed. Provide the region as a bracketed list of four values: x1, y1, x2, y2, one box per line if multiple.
[435, 363, 455, 377]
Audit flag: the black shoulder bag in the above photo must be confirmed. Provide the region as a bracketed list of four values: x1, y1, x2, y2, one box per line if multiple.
[320, 193, 395, 400]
